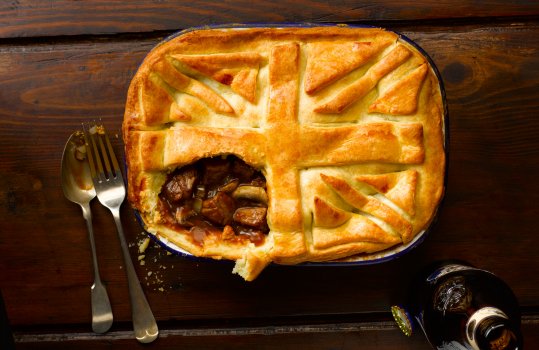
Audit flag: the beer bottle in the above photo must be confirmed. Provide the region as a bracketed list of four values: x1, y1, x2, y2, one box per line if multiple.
[392, 261, 523, 349]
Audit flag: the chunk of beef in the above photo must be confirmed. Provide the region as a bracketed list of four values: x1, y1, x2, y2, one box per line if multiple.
[163, 167, 198, 203]
[200, 192, 235, 226]
[231, 158, 256, 182]
[233, 207, 267, 229]
[201, 157, 230, 186]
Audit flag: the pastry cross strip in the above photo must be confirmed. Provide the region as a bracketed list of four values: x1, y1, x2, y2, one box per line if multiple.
[124, 27, 446, 280]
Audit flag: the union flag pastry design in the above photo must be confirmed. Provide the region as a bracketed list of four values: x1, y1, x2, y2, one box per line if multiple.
[123, 26, 446, 280]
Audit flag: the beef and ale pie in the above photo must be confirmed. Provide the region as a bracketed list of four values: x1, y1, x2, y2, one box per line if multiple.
[123, 26, 446, 280]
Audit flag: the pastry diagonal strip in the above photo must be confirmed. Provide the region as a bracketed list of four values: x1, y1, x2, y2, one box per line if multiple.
[312, 216, 402, 249]
[313, 196, 352, 228]
[304, 39, 392, 94]
[320, 174, 412, 242]
[152, 57, 234, 115]
[356, 170, 418, 216]
[172, 52, 263, 103]
[369, 63, 428, 115]
[314, 45, 412, 114]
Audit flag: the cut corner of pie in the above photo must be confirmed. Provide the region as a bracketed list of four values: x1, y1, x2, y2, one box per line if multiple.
[123, 26, 446, 281]
[232, 249, 272, 281]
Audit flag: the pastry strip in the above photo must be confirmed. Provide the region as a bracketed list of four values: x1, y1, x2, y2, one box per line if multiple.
[314, 45, 412, 114]
[265, 42, 307, 259]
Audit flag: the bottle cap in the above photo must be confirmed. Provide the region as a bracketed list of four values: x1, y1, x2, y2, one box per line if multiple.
[391, 305, 413, 336]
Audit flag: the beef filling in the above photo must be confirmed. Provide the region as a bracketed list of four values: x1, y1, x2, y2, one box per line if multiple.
[163, 166, 197, 202]
[159, 155, 268, 245]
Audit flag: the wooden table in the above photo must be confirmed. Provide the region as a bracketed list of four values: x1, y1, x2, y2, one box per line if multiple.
[1, 1, 539, 349]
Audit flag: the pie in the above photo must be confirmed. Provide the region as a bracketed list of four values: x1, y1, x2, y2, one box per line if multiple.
[123, 26, 446, 281]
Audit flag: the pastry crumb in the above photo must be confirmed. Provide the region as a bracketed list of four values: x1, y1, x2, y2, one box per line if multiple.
[131, 231, 182, 292]
[139, 237, 150, 253]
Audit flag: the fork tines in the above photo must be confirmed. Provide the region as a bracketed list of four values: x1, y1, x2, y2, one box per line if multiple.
[82, 123, 122, 183]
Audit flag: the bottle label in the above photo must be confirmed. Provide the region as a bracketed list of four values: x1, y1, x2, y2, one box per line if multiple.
[465, 307, 509, 350]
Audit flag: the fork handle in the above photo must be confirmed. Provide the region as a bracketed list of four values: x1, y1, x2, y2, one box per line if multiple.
[110, 207, 159, 343]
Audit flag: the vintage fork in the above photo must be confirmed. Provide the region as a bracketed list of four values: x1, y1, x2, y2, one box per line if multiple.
[83, 123, 158, 343]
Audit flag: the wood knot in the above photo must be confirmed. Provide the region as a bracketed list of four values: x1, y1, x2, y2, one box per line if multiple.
[443, 61, 472, 85]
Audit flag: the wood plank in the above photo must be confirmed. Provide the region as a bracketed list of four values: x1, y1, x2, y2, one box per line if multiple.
[14, 327, 434, 350]
[0, 0, 539, 38]
[0, 22, 538, 331]
[11, 316, 539, 349]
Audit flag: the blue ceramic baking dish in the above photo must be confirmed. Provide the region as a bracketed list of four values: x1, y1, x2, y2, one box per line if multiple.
[130, 22, 448, 267]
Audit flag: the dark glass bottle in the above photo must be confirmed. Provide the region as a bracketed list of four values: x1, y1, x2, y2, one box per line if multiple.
[392, 261, 523, 350]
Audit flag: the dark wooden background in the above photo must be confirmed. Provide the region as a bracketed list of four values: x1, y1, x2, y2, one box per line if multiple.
[1, 1, 539, 349]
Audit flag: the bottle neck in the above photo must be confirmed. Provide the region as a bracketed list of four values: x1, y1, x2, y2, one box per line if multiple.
[466, 307, 522, 350]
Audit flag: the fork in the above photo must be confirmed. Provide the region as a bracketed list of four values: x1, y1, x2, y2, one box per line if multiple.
[83, 123, 159, 343]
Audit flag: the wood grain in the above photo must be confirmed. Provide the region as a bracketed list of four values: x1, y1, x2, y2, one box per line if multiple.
[1, 19, 539, 348]
[14, 324, 434, 350]
[11, 316, 539, 349]
[0, 1, 538, 38]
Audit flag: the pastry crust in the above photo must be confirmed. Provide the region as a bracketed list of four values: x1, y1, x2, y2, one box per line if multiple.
[123, 26, 446, 280]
